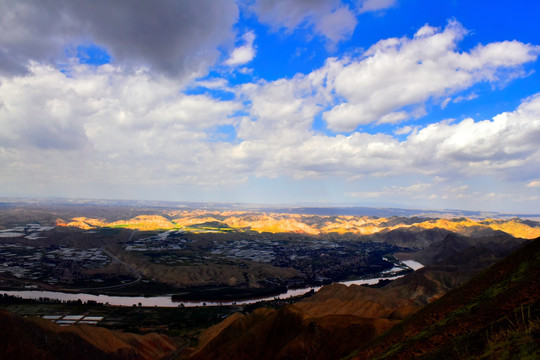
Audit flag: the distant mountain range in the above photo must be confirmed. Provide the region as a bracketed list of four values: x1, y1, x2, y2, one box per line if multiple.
[1, 197, 539, 219]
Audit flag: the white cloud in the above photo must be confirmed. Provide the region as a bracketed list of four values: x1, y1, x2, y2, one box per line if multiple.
[393, 125, 413, 135]
[236, 76, 321, 143]
[527, 180, 540, 188]
[225, 31, 256, 66]
[378, 111, 409, 124]
[2, 69, 540, 209]
[440, 97, 452, 109]
[192, 78, 230, 90]
[414, 24, 438, 38]
[322, 103, 371, 130]
[405, 93, 540, 178]
[453, 93, 478, 103]
[227, 87, 540, 184]
[0, 63, 241, 191]
[320, 21, 539, 131]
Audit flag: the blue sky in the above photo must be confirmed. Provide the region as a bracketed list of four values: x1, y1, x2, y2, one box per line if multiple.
[1, 0, 540, 213]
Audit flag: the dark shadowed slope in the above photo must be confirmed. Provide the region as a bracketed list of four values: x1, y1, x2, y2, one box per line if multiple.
[405, 232, 524, 266]
[350, 238, 540, 360]
[0, 310, 177, 360]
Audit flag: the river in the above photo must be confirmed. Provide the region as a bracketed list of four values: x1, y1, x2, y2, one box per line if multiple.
[1, 262, 424, 307]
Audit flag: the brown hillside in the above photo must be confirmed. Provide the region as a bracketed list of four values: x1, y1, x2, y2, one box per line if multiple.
[188, 304, 395, 360]
[187, 280, 424, 359]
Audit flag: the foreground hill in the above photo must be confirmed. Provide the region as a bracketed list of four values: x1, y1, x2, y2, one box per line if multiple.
[350, 237, 540, 359]
[0, 310, 177, 360]
[186, 236, 533, 359]
[187, 284, 417, 360]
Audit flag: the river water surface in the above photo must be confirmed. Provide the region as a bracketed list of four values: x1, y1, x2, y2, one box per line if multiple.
[2, 261, 423, 307]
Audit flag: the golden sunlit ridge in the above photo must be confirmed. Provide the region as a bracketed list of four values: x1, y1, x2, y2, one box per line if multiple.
[56, 211, 540, 239]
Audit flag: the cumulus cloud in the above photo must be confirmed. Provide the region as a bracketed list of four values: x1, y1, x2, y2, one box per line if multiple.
[220, 19, 540, 182]
[1, 13, 539, 209]
[406, 93, 540, 178]
[225, 31, 256, 66]
[321, 21, 539, 131]
[2, 62, 540, 205]
[252, 0, 357, 45]
[0, 63, 241, 190]
[0, 63, 92, 151]
[236, 75, 322, 144]
[226, 84, 540, 185]
[0, 0, 238, 79]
